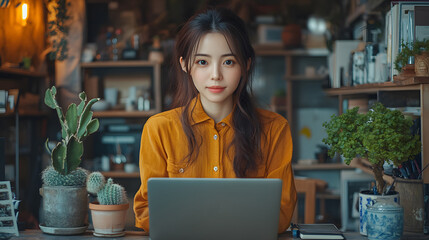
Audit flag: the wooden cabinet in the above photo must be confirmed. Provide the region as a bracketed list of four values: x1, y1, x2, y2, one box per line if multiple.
[81, 60, 162, 118]
[325, 77, 429, 184]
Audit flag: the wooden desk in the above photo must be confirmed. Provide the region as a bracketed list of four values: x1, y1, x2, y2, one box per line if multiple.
[9, 230, 429, 239]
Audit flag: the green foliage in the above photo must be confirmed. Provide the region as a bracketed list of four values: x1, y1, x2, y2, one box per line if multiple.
[42, 166, 88, 186]
[47, 0, 71, 61]
[323, 102, 421, 193]
[394, 39, 429, 72]
[86, 172, 128, 205]
[43, 86, 99, 186]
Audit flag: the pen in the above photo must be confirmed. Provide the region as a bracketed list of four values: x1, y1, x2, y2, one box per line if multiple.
[399, 165, 408, 179]
[413, 159, 421, 173]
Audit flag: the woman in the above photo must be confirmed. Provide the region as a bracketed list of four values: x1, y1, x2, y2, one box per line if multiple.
[134, 8, 296, 233]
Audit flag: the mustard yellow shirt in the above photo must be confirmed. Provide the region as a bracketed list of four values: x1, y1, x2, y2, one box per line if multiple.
[134, 97, 296, 233]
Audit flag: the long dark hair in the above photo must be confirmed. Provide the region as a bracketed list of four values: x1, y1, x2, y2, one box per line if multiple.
[171, 8, 262, 177]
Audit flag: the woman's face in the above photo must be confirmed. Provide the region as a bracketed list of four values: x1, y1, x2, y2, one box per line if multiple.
[182, 33, 242, 110]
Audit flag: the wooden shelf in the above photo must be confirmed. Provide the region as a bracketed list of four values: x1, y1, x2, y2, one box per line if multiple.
[93, 110, 158, 118]
[101, 171, 140, 178]
[0, 110, 48, 118]
[254, 47, 329, 57]
[81, 60, 159, 68]
[324, 81, 427, 96]
[293, 163, 354, 171]
[0, 67, 46, 78]
[286, 75, 328, 81]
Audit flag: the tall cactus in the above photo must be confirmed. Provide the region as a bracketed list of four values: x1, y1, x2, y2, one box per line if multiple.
[44, 86, 100, 176]
[87, 172, 128, 205]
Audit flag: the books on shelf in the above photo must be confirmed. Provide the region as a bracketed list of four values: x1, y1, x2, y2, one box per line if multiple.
[298, 224, 344, 240]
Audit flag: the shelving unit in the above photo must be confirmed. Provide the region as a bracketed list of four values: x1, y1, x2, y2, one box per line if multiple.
[81, 60, 162, 115]
[254, 47, 330, 132]
[101, 171, 140, 179]
[324, 78, 429, 184]
[293, 163, 354, 171]
[0, 67, 47, 221]
[93, 109, 157, 118]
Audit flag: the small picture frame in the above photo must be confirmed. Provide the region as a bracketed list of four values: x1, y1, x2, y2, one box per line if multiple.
[0, 181, 19, 237]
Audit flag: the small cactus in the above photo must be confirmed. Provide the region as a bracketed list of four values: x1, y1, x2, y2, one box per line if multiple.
[42, 86, 100, 187]
[42, 166, 88, 187]
[87, 172, 128, 205]
[87, 172, 106, 194]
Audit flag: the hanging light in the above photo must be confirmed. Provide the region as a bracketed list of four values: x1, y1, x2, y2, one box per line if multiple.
[16, 0, 29, 26]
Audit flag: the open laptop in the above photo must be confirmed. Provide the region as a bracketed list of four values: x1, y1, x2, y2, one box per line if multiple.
[148, 178, 282, 240]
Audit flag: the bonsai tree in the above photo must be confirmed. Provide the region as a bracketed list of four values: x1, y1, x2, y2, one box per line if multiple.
[322, 102, 421, 194]
[87, 172, 128, 205]
[42, 86, 100, 186]
[394, 39, 429, 72]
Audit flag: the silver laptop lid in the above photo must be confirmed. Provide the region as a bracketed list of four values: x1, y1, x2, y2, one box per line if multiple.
[148, 178, 282, 240]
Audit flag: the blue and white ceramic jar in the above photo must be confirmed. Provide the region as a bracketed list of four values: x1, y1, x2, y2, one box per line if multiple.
[359, 190, 399, 235]
[366, 198, 404, 240]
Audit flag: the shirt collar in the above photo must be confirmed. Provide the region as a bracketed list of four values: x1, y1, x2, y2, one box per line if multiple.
[188, 95, 233, 127]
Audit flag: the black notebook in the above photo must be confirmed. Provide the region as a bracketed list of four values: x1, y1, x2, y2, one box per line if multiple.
[298, 224, 345, 240]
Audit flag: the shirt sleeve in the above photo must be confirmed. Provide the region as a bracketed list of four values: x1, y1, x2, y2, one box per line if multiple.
[134, 117, 168, 232]
[265, 118, 297, 233]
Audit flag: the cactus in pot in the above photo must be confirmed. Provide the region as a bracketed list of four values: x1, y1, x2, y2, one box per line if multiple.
[42, 86, 100, 184]
[87, 172, 128, 205]
[87, 172, 129, 237]
[40, 86, 99, 231]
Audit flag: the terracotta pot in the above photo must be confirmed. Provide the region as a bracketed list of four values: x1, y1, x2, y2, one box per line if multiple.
[282, 24, 302, 48]
[415, 52, 429, 76]
[400, 64, 415, 77]
[270, 96, 287, 106]
[89, 202, 129, 236]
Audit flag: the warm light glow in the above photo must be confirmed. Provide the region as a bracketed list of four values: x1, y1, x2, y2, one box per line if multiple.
[16, 1, 29, 26]
[22, 3, 28, 20]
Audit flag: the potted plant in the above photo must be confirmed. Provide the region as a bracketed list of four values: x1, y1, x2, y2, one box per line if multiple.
[87, 172, 129, 237]
[40, 86, 99, 234]
[270, 89, 287, 111]
[322, 102, 421, 235]
[394, 39, 429, 77]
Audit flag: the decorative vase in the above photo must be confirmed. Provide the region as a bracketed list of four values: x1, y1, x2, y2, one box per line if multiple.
[89, 202, 129, 237]
[366, 198, 404, 240]
[415, 52, 429, 76]
[282, 24, 301, 49]
[395, 178, 424, 233]
[358, 190, 399, 236]
[40, 186, 88, 228]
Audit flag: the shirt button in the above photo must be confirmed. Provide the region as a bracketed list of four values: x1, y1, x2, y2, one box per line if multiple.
[221, 123, 225, 126]
[179, 168, 184, 173]
[213, 166, 218, 172]
[213, 134, 218, 140]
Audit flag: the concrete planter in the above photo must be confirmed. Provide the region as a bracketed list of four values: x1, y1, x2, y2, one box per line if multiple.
[41, 186, 88, 228]
[89, 202, 129, 237]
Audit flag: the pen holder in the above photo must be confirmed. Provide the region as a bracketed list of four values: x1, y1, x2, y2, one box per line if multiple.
[395, 178, 424, 233]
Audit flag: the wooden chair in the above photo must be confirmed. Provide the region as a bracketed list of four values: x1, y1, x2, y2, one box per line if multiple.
[292, 178, 327, 224]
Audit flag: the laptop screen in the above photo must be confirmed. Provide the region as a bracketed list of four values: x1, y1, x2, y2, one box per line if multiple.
[148, 178, 282, 240]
